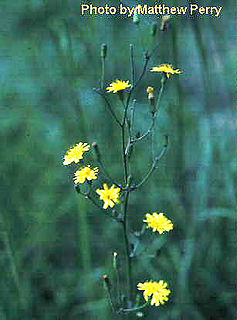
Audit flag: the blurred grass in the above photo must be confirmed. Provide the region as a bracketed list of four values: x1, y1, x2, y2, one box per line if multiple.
[0, 0, 236, 319]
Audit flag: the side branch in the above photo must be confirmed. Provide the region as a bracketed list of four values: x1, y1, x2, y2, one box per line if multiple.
[135, 135, 169, 189]
[94, 89, 122, 127]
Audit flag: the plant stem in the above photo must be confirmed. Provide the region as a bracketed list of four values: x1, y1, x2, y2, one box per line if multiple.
[94, 89, 122, 127]
[121, 126, 128, 185]
[119, 50, 152, 307]
[130, 44, 135, 85]
[120, 92, 134, 304]
[76, 191, 122, 223]
[120, 301, 149, 313]
[122, 191, 133, 302]
[121, 97, 130, 185]
[100, 56, 105, 89]
[136, 135, 169, 189]
[97, 158, 121, 189]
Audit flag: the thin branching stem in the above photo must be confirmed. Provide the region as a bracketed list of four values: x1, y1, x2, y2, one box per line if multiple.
[125, 51, 150, 115]
[129, 99, 136, 138]
[132, 116, 156, 143]
[136, 135, 169, 189]
[156, 77, 165, 111]
[132, 51, 150, 90]
[119, 49, 153, 308]
[121, 127, 128, 185]
[77, 191, 123, 223]
[129, 76, 165, 154]
[130, 44, 135, 85]
[94, 89, 122, 127]
[119, 301, 149, 313]
[121, 97, 130, 185]
[96, 158, 121, 189]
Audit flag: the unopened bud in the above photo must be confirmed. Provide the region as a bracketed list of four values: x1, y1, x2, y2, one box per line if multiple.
[160, 15, 170, 31]
[147, 86, 154, 94]
[92, 141, 101, 161]
[101, 43, 107, 59]
[164, 134, 169, 147]
[112, 252, 118, 269]
[147, 86, 155, 108]
[103, 274, 111, 290]
[151, 22, 157, 36]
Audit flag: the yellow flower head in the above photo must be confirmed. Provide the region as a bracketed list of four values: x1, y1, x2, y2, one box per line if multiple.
[150, 64, 182, 78]
[106, 80, 132, 93]
[63, 142, 90, 166]
[147, 86, 154, 94]
[137, 280, 171, 306]
[96, 183, 120, 209]
[74, 166, 99, 184]
[143, 212, 173, 234]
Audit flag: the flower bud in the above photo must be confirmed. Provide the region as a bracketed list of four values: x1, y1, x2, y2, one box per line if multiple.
[147, 86, 155, 105]
[112, 252, 118, 269]
[151, 22, 157, 36]
[100, 43, 107, 59]
[92, 141, 101, 161]
[160, 15, 170, 31]
[103, 274, 111, 290]
[163, 134, 169, 147]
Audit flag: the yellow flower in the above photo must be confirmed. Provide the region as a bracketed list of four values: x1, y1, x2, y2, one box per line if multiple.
[147, 86, 155, 101]
[143, 212, 173, 234]
[106, 80, 132, 93]
[96, 183, 120, 209]
[63, 142, 90, 166]
[150, 64, 182, 78]
[137, 280, 171, 306]
[147, 86, 154, 94]
[74, 166, 99, 184]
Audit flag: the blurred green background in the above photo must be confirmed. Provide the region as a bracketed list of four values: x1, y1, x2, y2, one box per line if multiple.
[1, 0, 236, 319]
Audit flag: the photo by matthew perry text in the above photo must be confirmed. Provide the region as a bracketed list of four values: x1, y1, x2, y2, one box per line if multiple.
[80, 4, 223, 18]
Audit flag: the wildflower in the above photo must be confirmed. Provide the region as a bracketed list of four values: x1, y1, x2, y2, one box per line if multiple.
[74, 166, 99, 184]
[143, 212, 173, 234]
[137, 280, 171, 306]
[147, 86, 155, 111]
[63, 142, 90, 165]
[147, 86, 154, 94]
[106, 80, 131, 93]
[147, 86, 155, 100]
[96, 183, 120, 209]
[150, 64, 182, 79]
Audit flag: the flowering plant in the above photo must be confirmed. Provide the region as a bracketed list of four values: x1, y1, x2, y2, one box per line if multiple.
[63, 20, 182, 316]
